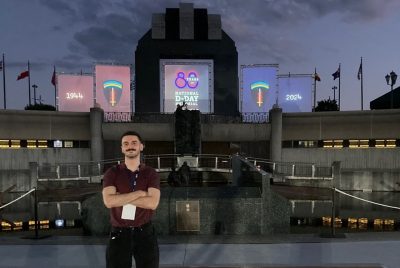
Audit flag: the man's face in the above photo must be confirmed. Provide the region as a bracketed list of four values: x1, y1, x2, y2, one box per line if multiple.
[121, 135, 143, 159]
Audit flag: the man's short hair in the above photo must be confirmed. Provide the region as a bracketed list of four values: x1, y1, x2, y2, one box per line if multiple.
[120, 131, 143, 143]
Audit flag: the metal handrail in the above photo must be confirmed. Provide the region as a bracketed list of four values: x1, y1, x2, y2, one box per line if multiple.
[37, 154, 234, 180]
[36, 154, 333, 180]
[245, 157, 333, 179]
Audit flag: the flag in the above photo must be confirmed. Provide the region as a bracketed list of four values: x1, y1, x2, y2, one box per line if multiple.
[314, 73, 321, 81]
[17, 70, 29, 80]
[51, 69, 56, 86]
[332, 67, 340, 80]
[0, 60, 3, 71]
[357, 62, 362, 80]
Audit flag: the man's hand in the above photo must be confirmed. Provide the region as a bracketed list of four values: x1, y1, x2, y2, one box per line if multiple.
[130, 188, 160, 210]
[102, 187, 147, 208]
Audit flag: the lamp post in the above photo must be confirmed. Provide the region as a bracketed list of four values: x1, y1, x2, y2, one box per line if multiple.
[332, 86, 337, 103]
[32, 84, 38, 105]
[385, 71, 397, 109]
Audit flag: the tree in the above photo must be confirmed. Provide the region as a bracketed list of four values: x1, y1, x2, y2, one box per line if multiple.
[315, 98, 339, 112]
[25, 103, 56, 111]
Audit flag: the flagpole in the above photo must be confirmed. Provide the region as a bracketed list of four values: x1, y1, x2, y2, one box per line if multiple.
[2, 53, 6, 109]
[28, 61, 31, 106]
[338, 63, 341, 111]
[313, 67, 317, 111]
[360, 57, 363, 110]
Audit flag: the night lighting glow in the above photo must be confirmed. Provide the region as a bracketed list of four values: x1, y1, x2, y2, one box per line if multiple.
[57, 74, 93, 112]
[160, 59, 213, 113]
[241, 65, 278, 114]
[95, 65, 131, 113]
[278, 75, 313, 112]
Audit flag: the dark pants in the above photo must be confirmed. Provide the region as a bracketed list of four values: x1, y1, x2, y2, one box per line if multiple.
[106, 222, 159, 268]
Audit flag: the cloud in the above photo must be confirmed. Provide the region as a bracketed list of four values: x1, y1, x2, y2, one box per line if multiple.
[40, 0, 107, 22]
[204, 0, 398, 26]
[40, 0, 77, 18]
[40, 0, 162, 62]
[7, 61, 47, 70]
[73, 26, 132, 62]
[40, 0, 399, 67]
[292, 0, 399, 22]
[69, 13, 148, 63]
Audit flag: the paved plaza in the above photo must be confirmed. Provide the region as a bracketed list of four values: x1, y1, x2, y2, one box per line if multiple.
[0, 232, 398, 267]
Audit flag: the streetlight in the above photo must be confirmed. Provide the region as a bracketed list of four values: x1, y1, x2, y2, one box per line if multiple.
[32, 84, 38, 105]
[332, 86, 337, 102]
[385, 71, 397, 109]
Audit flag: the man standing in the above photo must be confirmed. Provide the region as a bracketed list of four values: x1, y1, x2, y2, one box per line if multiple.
[102, 131, 160, 268]
[178, 161, 191, 186]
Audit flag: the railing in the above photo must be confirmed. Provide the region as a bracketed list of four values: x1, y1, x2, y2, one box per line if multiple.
[103, 112, 175, 123]
[37, 155, 233, 181]
[140, 154, 232, 171]
[241, 112, 269, 123]
[38, 159, 122, 181]
[36, 154, 333, 181]
[103, 112, 267, 124]
[245, 157, 333, 179]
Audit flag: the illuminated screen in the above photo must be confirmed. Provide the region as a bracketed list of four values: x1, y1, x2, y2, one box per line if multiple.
[58, 74, 93, 112]
[278, 75, 313, 112]
[241, 65, 278, 113]
[160, 59, 214, 113]
[95, 65, 131, 113]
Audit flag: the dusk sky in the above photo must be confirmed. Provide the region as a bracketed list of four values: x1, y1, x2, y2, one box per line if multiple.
[1, 0, 399, 111]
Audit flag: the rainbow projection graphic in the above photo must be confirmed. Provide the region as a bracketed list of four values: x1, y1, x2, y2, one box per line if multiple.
[250, 81, 269, 107]
[241, 65, 278, 113]
[103, 80, 123, 107]
[95, 64, 130, 113]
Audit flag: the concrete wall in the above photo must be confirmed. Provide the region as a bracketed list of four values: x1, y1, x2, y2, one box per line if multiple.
[0, 170, 30, 192]
[0, 110, 90, 140]
[80, 187, 288, 236]
[282, 148, 400, 169]
[102, 122, 270, 142]
[1, 108, 399, 143]
[282, 109, 400, 140]
[102, 123, 174, 141]
[0, 149, 90, 192]
[202, 123, 270, 142]
[1, 109, 400, 194]
[153, 187, 263, 235]
[0, 149, 91, 170]
[340, 169, 400, 191]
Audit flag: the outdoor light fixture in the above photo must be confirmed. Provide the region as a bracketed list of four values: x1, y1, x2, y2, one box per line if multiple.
[53, 140, 62, 148]
[385, 70, 397, 109]
[390, 71, 398, 85]
[32, 84, 38, 105]
[332, 86, 337, 102]
[385, 74, 390, 85]
[55, 219, 65, 228]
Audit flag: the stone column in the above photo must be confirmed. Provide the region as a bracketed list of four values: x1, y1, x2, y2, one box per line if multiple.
[90, 107, 104, 164]
[261, 169, 272, 234]
[269, 107, 282, 162]
[332, 161, 341, 188]
[231, 154, 242, 186]
[29, 162, 39, 189]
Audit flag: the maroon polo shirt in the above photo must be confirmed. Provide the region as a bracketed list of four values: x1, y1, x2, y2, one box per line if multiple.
[103, 163, 160, 227]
